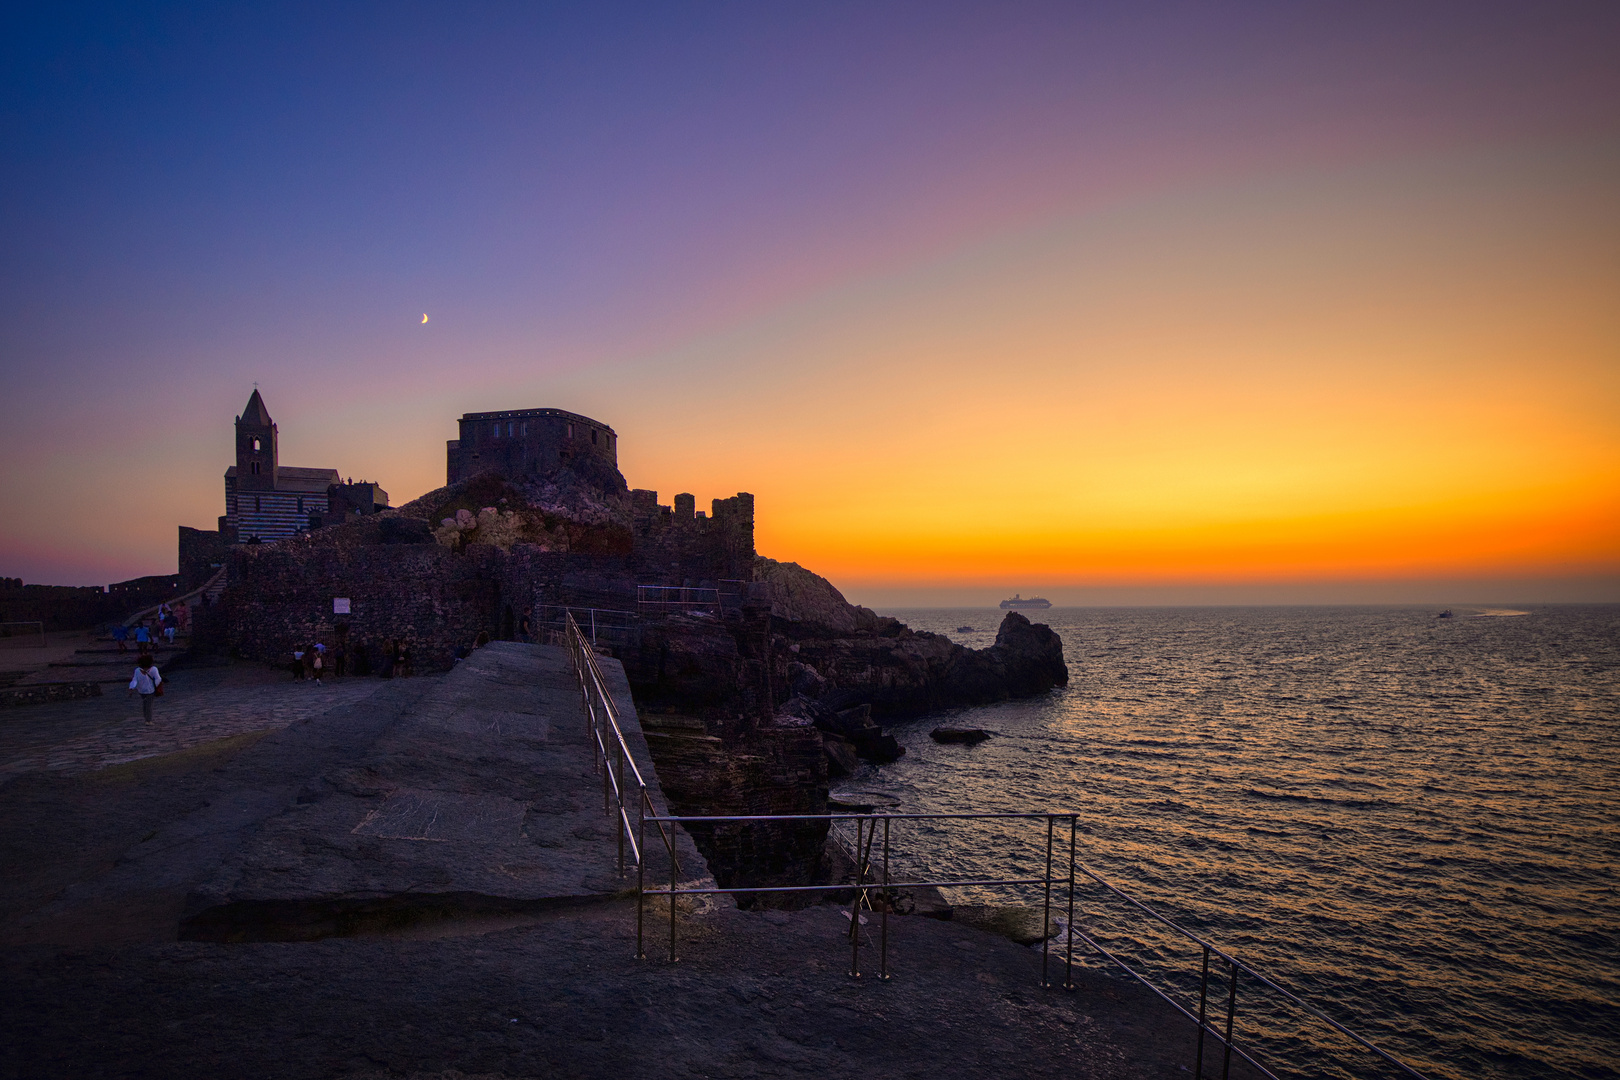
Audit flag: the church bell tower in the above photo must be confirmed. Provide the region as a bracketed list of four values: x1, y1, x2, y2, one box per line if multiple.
[235, 389, 278, 492]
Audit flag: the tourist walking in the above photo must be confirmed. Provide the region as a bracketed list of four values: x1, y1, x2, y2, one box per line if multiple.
[128, 653, 162, 723]
[162, 611, 178, 644]
[518, 608, 532, 643]
[312, 649, 324, 684]
[134, 622, 151, 649]
[111, 622, 129, 653]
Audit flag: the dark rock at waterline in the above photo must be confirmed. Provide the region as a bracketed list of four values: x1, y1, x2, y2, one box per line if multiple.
[823, 733, 859, 778]
[782, 698, 906, 765]
[931, 726, 991, 745]
[792, 610, 1068, 719]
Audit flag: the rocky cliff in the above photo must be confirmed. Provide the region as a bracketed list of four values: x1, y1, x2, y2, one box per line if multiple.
[628, 560, 1068, 902]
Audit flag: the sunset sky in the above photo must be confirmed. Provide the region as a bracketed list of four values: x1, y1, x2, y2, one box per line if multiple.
[3, 2, 1617, 605]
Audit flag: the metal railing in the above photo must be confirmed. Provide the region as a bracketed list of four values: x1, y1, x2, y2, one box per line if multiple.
[636, 579, 759, 617]
[636, 810, 1429, 1080]
[539, 604, 637, 647]
[561, 612, 674, 879]
[637, 584, 721, 615]
[557, 622, 1426, 1080]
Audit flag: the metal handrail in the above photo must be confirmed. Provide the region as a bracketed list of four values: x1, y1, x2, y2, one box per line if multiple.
[562, 613, 672, 876]
[639, 810, 1430, 1080]
[636, 584, 721, 615]
[1068, 859, 1429, 1080]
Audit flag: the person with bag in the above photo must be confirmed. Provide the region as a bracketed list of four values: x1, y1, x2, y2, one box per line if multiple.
[128, 653, 162, 723]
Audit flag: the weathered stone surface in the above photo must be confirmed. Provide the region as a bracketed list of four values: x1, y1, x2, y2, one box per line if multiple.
[180, 643, 705, 940]
[952, 903, 1061, 946]
[1, 897, 1249, 1080]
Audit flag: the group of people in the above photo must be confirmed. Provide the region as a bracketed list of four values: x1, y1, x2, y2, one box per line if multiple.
[109, 603, 185, 653]
[287, 638, 415, 682]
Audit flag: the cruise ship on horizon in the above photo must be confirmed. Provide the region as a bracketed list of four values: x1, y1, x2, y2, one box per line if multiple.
[999, 594, 1052, 610]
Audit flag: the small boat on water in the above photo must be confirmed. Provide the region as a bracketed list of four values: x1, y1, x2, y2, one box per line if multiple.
[955, 625, 975, 633]
[1436, 610, 1454, 619]
[1000, 594, 1052, 610]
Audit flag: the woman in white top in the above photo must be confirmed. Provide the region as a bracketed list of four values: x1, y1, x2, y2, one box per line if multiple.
[128, 655, 162, 723]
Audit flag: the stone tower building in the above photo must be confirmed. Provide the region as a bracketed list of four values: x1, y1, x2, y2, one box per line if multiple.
[445, 407, 617, 485]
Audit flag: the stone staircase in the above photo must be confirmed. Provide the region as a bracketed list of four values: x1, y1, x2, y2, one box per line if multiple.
[11, 567, 228, 689]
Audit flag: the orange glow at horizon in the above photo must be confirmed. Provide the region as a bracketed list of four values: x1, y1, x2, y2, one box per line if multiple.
[601, 141, 1620, 594]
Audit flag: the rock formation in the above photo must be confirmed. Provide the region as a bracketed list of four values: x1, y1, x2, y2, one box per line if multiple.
[627, 559, 1067, 903]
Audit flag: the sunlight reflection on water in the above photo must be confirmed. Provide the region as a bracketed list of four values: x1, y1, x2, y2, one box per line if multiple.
[841, 605, 1620, 1080]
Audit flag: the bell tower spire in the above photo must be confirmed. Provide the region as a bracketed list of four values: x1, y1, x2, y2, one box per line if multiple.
[236, 388, 278, 492]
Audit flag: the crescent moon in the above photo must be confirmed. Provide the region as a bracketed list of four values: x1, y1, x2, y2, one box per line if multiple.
[421, 313, 429, 324]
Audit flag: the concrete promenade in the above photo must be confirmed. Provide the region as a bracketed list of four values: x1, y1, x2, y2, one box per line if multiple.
[0, 642, 1240, 1079]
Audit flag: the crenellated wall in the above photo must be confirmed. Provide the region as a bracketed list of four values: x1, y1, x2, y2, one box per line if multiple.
[629, 489, 755, 583]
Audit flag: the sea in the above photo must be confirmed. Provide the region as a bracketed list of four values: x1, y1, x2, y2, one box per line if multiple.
[839, 605, 1619, 1080]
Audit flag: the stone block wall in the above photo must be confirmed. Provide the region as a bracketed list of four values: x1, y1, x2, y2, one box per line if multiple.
[179, 526, 230, 592]
[225, 542, 499, 669]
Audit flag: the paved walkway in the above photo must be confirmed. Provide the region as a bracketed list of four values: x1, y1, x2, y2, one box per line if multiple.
[0, 663, 392, 778]
[183, 642, 703, 937]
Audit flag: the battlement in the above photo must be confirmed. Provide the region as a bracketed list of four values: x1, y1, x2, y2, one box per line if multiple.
[628, 489, 755, 583]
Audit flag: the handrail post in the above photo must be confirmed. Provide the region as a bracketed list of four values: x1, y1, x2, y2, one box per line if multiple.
[616, 745, 626, 874]
[636, 785, 646, 959]
[1195, 944, 1210, 1078]
[1065, 814, 1077, 991]
[1041, 815, 1054, 988]
[669, 836, 678, 963]
[1222, 961, 1238, 1080]
[849, 817, 865, 978]
[880, 815, 891, 982]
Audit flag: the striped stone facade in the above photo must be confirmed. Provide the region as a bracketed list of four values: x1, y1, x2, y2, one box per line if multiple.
[223, 471, 338, 542]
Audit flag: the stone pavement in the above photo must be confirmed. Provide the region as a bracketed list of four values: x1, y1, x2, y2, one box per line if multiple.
[0, 661, 390, 778]
[182, 642, 704, 939]
[0, 642, 699, 948]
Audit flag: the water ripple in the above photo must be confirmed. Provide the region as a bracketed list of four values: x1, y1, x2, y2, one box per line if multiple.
[843, 605, 1620, 1080]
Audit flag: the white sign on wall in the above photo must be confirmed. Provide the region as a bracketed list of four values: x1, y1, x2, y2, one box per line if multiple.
[333, 598, 351, 614]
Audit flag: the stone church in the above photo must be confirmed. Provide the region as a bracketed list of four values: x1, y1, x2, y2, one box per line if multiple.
[223, 389, 387, 543]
